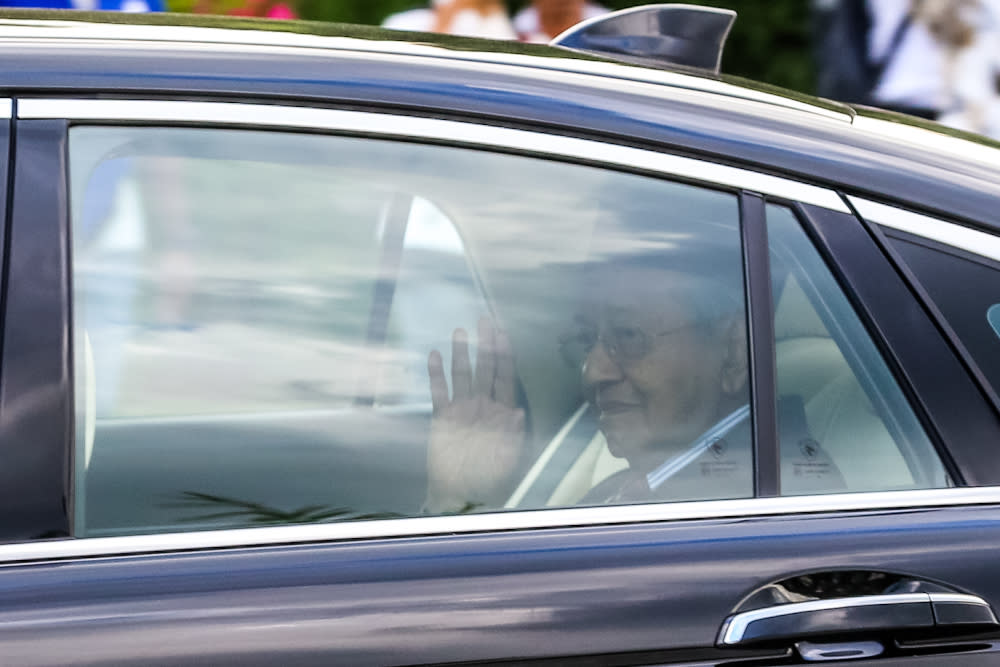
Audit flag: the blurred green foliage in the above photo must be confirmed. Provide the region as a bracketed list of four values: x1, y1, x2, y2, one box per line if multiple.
[699, 1, 815, 94]
[165, 0, 816, 94]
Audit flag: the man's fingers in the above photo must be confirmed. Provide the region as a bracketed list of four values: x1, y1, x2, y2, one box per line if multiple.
[475, 317, 497, 397]
[428, 349, 448, 414]
[451, 328, 473, 400]
[494, 328, 517, 408]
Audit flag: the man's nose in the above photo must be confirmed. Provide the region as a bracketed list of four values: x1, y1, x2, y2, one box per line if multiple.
[582, 339, 623, 388]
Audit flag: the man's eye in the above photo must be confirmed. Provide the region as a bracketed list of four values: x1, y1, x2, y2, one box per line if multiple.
[612, 326, 642, 343]
[575, 329, 598, 349]
[612, 326, 646, 357]
[612, 327, 644, 348]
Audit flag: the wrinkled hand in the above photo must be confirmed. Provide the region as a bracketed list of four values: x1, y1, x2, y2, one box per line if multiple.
[425, 318, 526, 514]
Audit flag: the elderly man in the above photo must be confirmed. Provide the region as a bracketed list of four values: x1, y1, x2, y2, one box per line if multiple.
[423, 256, 755, 514]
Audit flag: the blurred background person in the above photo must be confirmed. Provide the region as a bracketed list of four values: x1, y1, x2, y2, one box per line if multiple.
[514, 0, 608, 43]
[815, 0, 1000, 137]
[912, 0, 1000, 136]
[382, 0, 516, 39]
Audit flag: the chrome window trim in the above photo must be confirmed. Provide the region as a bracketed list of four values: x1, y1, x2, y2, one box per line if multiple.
[1, 487, 999, 564]
[849, 197, 1000, 263]
[0, 99, 10, 119]
[20, 98, 849, 213]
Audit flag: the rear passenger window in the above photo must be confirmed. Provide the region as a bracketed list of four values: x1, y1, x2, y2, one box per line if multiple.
[883, 225, 1000, 399]
[767, 205, 950, 494]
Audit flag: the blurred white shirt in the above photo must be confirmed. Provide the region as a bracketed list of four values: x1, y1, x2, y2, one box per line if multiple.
[513, 2, 609, 43]
[869, 0, 1000, 138]
[383, 2, 517, 40]
[868, 0, 947, 109]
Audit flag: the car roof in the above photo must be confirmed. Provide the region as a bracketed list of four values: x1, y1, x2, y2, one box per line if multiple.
[2, 9, 1000, 229]
[0, 9, 851, 121]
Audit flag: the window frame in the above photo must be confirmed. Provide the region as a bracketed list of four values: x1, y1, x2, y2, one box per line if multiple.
[797, 200, 1000, 486]
[739, 192, 779, 497]
[0, 111, 71, 542]
[3, 96, 992, 550]
[766, 202, 951, 490]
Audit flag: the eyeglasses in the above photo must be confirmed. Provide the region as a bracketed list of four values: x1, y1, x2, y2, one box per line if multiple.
[557, 320, 702, 369]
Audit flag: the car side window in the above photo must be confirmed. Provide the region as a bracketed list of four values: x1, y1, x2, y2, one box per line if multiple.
[767, 204, 950, 494]
[70, 126, 951, 539]
[70, 125, 764, 536]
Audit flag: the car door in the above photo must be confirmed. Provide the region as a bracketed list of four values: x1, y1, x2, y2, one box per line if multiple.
[1, 97, 1000, 666]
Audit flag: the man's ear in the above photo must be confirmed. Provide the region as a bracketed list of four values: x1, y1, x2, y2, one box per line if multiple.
[720, 316, 748, 395]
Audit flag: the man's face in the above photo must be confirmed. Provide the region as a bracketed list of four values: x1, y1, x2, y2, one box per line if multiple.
[568, 269, 739, 470]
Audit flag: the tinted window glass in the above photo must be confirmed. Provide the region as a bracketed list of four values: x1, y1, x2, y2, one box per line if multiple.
[767, 205, 949, 494]
[885, 228, 1000, 397]
[71, 126, 751, 536]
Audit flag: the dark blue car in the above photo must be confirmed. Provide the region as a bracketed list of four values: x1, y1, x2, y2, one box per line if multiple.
[2, 5, 1000, 665]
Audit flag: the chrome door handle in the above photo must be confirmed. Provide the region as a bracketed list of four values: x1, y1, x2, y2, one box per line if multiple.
[717, 592, 998, 646]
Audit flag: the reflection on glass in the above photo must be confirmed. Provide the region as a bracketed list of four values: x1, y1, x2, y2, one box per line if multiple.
[766, 204, 949, 494]
[70, 126, 750, 537]
[380, 196, 485, 405]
